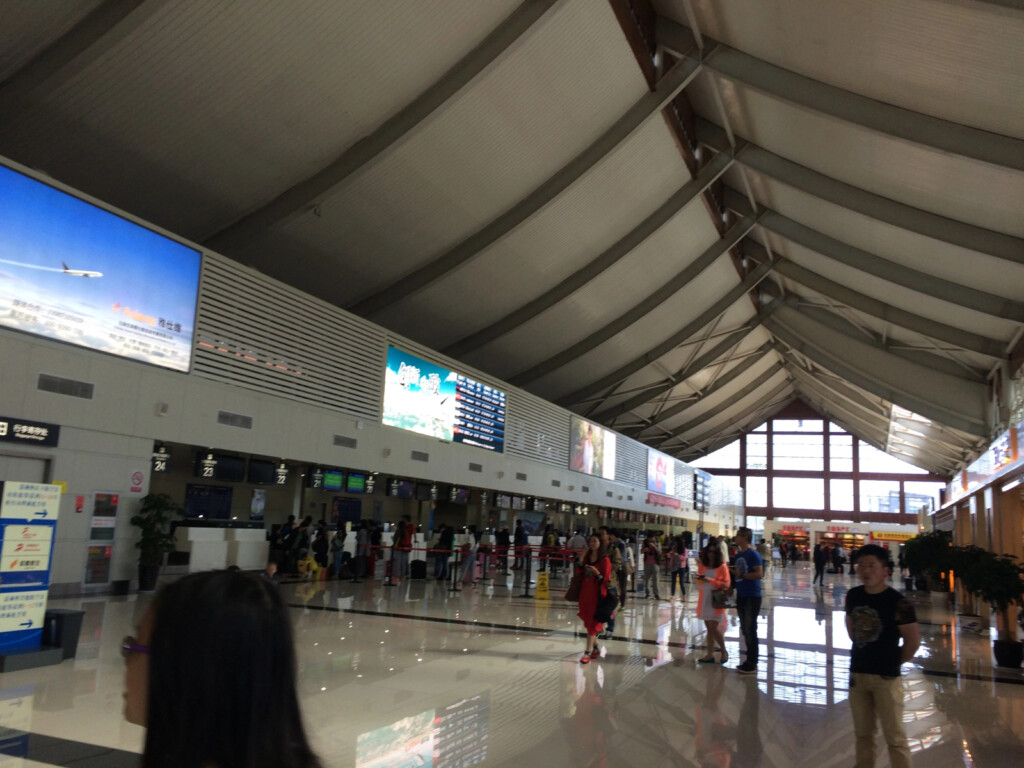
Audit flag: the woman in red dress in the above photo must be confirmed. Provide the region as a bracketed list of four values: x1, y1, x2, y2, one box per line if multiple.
[576, 533, 612, 664]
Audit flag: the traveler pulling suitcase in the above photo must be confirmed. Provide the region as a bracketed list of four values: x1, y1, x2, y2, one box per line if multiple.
[410, 559, 427, 580]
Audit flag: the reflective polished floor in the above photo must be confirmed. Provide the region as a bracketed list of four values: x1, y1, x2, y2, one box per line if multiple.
[8, 561, 1024, 767]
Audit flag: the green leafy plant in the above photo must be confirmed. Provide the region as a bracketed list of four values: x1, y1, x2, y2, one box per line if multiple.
[130, 492, 181, 567]
[904, 530, 953, 589]
[956, 549, 1024, 642]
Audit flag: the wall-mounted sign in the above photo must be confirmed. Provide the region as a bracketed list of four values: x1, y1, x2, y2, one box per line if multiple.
[152, 445, 170, 473]
[307, 468, 324, 489]
[275, 462, 288, 486]
[0, 482, 60, 652]
[0, 416, 60, 448]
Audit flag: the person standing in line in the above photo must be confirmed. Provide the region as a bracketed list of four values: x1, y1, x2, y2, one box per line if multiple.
[730, 526, 763, 674]
[756, 538, 771, 573]
[845, 545, 920, 768]
[641, 537, 661, 600]
[351, 521, 367, 583]
[330, 527, 346, 578]
[512, 520, 527, 570]
[812, 543, 827, 585]
[495, 525, 511, 571]
[596, 527, 623, 638]
[667, 536, 688, 600]
[435, 523, 455, 581]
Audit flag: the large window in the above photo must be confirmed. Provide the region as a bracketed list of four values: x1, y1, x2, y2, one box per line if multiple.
[904, 481, 945, 515]
[747, 434, 768, 470]
[774, 419, 823, 433]
[694, 440, 739, 469]
[773, 434, 824, 471]
[830, 479, 854, 511]
[859, 443, 927, 474]
[829, 435, 854, 472]
[773, 477, 825, 510]
[860, 480, 901, 512]
[746, 476, 768, 507]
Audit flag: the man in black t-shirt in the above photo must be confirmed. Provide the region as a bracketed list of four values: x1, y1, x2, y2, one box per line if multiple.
[844, 544, 920, 768]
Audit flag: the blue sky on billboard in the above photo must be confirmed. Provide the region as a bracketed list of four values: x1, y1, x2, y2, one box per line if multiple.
[0, 164, 201, 372]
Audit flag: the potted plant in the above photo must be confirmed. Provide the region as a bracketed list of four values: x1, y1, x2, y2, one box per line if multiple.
[956, 548, 1024, 668]
[130, 492, 182, 591]
[903, 530, 953, 594]
[950, 545, 989, 630]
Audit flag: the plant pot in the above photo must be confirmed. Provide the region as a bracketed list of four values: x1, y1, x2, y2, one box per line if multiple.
[992, 639, 1024, 669]
[138, 564, 160, 592]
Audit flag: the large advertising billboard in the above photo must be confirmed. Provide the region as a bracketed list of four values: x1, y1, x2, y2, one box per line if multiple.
[0, 163, 202, 372]
[647, 449, 675, 495]
[382, 346, 506, 452]
[569, 415, 616, 480]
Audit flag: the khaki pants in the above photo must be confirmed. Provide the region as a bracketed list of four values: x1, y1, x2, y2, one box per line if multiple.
[849, 673, 911, 768]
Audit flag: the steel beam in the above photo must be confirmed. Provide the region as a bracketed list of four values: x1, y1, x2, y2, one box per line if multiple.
[347, 53, 706, 317]
[443, 149, 734, 357]
[509, 214, 757, 386]
[697, 119, 1024, 266]
[673, 379, 793, 453]
[657, 16, 1024, 172]
[556, 261, 774, 407]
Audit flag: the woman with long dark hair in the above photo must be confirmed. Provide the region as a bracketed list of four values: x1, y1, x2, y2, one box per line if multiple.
[124, 570, 322, 768]
[575, 533, 612, 664]
[695, 542, 731, 664]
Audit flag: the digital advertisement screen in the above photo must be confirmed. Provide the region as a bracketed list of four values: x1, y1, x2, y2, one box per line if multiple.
[323, 470, 344, 491]
[569, 415, 616, 480]
[0, 163, 202, 372]
[647, 449, 675, 495]
[382, 346, 506, 452]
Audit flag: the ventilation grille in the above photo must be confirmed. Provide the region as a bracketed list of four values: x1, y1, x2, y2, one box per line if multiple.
[627, 495, 633, 501]
[606, 491, 613, 498]
[411, 450, 429, 462]
[468, 462, 482, 473]
[193, 254, 385, 421]
[217, 411, 253, 429]
[37, 373, 94, 399]
[615, 435, 646, 487]
[581, 485, 589, 493]
[334, 435, 358, 449]
[551, 479, 561, 488]
[504, 391, 569, 468]
[516, 472, 527, 481]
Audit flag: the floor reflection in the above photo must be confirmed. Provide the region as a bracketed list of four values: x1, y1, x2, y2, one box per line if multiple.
[0, 563, 1016, 767]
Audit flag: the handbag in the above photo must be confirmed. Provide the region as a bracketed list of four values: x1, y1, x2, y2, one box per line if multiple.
[565, 571, 583, 602]
[711, 588, 735, 609]
[594, 591, 619, 623]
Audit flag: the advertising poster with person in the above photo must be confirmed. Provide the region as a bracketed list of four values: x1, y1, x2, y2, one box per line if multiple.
[569, 416, 616, 480]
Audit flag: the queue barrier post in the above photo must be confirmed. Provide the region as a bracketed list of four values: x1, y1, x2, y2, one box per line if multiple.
[519, 546, 533, 599]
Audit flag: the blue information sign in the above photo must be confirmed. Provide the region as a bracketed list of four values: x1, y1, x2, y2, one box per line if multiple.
[0, 483, 60, 652]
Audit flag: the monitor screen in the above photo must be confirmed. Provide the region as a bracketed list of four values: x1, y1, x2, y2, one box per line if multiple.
[346, 473, 367, 493]
[247, 459, 276, 485]
[451, 487, 470, 505]
[387, 478, 414, 499]
[194, 452, 245, 482]
[569, 415, 616, 480]
[382, 346, 506, 452]
[184, 484, 232, 519]
[647, 449, 675, 495]
[0, 163, 202, 372]
[323, 470, 344, 491]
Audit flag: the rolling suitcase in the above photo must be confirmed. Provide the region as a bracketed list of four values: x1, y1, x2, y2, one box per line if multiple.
[410, 559, 427, 580]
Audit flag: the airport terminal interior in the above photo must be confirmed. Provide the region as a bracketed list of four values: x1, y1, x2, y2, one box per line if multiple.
[1, 0, 1024, 766]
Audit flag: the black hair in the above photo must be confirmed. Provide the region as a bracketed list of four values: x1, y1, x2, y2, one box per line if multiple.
[855, 544, 890, 566]
[143, 571, 322, 768]
[700, 543, 723, 568]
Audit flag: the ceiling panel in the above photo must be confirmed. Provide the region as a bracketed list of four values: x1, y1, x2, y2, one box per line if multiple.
[661, 0, 1024, 139]
[381, 116, 693, 347]
[0, 0, 102, 83]
[701, 79, 1024, 237]
[729, 168, 1024, 298]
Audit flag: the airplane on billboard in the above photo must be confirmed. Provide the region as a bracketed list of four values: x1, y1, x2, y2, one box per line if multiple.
[61, 261, 103, 278]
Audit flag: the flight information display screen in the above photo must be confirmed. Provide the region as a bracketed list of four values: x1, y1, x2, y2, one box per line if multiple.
[0, 163, 201, 372]
[382, 346, 506, 452]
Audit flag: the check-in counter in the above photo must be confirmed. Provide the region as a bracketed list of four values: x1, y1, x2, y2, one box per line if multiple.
[226, 527, 270, 570]
[173, 521, 266, 572]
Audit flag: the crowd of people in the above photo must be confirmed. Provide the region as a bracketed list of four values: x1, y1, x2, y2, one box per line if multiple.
[126, 523, 918, 768]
